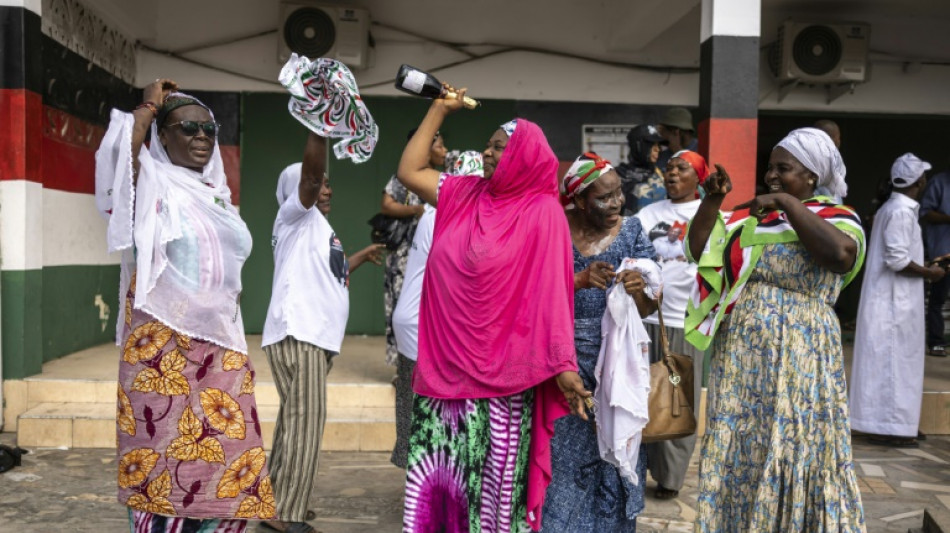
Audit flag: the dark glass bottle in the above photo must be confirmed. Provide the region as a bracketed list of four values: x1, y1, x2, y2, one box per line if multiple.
[394, 64, 479, 109]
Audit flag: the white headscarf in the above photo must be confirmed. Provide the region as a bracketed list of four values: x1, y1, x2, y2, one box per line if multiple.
[775, 127, 847, 199]
[276, 162, 303, 205]
[95, 93, 252, 353]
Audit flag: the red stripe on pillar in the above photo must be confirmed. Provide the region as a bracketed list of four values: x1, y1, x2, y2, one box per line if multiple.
[0, 89, 43, 182]
[42, 136, 96, 193]
[41, 106, 103, 194]
[698, 117, 758, 210]
[219, 145, 241, 206]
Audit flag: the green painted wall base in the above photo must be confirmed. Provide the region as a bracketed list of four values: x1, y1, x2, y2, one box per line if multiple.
[1, 269, 42, 378]
[1, 264, 119, 379]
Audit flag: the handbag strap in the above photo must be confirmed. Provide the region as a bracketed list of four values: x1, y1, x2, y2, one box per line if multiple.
[655, 293, 671, 358]
[654, 292, 683, 395]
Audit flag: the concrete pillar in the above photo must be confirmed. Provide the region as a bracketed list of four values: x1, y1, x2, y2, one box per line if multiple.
[698, 0, 761, 208]
[0, 1, 44, 379]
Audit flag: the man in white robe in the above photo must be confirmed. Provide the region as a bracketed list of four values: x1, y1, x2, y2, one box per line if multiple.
[851, 153, 943, 446]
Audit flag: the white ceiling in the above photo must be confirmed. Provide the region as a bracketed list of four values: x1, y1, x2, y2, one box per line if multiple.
[86, 0, 950, 61]
[78, 0, 950, 108]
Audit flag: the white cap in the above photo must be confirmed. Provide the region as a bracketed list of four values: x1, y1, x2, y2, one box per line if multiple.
[891, 152, 932, 187]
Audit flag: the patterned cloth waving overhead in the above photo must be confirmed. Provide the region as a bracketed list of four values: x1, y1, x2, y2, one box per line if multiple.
[279, 53, 378, 163]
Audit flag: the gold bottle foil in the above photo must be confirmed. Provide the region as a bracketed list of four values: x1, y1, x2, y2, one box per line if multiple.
[444, 90, 480, 110]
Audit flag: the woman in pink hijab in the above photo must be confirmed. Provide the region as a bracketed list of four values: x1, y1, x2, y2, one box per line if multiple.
[396, 87, 589, 532]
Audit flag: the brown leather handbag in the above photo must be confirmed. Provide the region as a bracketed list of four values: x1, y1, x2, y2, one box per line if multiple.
[641, 295, 697, 443]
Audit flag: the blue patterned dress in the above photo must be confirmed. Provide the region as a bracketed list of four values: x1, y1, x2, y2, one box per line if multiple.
[542, 217, 656, 532]
[697, 241, 866, 532]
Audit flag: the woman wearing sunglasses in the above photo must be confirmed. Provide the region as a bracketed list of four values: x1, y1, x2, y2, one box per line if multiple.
[96, 79, 275, 532]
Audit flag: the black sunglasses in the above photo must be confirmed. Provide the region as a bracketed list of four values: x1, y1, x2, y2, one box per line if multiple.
[165, 120, 219, 137]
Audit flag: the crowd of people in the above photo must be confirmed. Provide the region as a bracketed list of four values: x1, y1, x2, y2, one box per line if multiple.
[94, 58, 945, 532]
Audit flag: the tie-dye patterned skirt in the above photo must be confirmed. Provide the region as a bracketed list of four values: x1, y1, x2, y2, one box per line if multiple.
[403, 390, 533, 533]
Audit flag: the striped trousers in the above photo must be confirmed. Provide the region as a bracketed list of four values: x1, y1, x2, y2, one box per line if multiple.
[263, 337, 333, 522]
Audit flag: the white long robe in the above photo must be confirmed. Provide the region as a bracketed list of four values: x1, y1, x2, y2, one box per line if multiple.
[850, 192, 925, 437]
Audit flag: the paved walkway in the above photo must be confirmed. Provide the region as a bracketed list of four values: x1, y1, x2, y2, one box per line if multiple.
[2, 431, 949, 532]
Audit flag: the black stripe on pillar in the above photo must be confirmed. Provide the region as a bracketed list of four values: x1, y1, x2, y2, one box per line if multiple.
[699, 35, 759, 121]
[42, 36, 137, 127]
[0, 6, 42, 93]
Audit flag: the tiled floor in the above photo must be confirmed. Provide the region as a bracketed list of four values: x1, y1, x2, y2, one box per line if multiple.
[2, 431, 949, 532]
[3, 335, 950, 531]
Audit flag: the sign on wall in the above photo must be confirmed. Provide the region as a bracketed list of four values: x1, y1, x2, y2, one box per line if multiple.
[582, 124, 636, 166]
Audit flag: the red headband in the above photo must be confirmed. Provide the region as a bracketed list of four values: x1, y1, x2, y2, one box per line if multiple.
[672, 150, 710, 184]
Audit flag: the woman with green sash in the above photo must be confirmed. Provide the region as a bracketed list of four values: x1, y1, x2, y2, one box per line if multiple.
[685, 128, 867, 532]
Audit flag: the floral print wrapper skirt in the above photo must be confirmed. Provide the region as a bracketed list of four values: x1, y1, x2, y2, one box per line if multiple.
[117, 280, 274, 521]
[403, 391, 533, 533]
[697, 242, 865, 532]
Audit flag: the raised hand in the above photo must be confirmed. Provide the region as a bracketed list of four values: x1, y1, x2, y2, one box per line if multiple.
[143, 78, 178, 107]
[432, 83, 467, 115]
[703, 163, 733, 198]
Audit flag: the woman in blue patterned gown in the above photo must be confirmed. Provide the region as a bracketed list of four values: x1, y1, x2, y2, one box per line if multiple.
[685, 129, 866, 531]
[542, 153, 657, 532]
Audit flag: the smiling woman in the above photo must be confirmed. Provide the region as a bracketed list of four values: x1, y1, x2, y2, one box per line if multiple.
[683, 128, 867, 531]
[394, 90, 591, 532]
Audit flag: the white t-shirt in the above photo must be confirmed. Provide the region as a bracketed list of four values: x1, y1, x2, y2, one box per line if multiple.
[262, 191, 350, 352]
[392, 205, 436, 361]
[635, 199, 701, 328]
[652, 236, 686, 261]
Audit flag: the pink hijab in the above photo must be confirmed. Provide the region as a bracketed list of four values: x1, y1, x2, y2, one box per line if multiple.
[412, 118, 577, 529]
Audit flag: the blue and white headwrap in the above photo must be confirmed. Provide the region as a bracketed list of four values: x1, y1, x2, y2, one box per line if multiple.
[500, 119, 517, 137]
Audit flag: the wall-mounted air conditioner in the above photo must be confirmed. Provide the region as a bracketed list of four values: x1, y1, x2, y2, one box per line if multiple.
[278, 2, 370, 69]
[770, 20, 870, 84]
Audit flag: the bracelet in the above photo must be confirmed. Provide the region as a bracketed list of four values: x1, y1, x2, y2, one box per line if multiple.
[135, 101, 159, 117]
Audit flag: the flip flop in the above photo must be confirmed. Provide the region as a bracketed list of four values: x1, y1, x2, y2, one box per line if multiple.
[866, 435, 919, 448]
[286, 524, 317, 533]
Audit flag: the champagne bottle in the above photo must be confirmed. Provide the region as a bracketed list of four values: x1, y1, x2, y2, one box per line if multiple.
[394, 64, 480, 109]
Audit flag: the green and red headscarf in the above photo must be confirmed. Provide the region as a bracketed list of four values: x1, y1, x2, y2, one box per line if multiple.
[559, 152, 614, 206]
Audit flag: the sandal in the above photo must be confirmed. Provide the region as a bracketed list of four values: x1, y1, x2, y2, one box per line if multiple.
[927, 345, 948, 357]
[655, 485, 679, 500]
[258, 522, 318, 533]
[866, 435, 919, 448]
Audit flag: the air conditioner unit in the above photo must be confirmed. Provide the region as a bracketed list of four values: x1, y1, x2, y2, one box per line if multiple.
[769, 20, 870, 84]
[278, 2, 370, 69]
